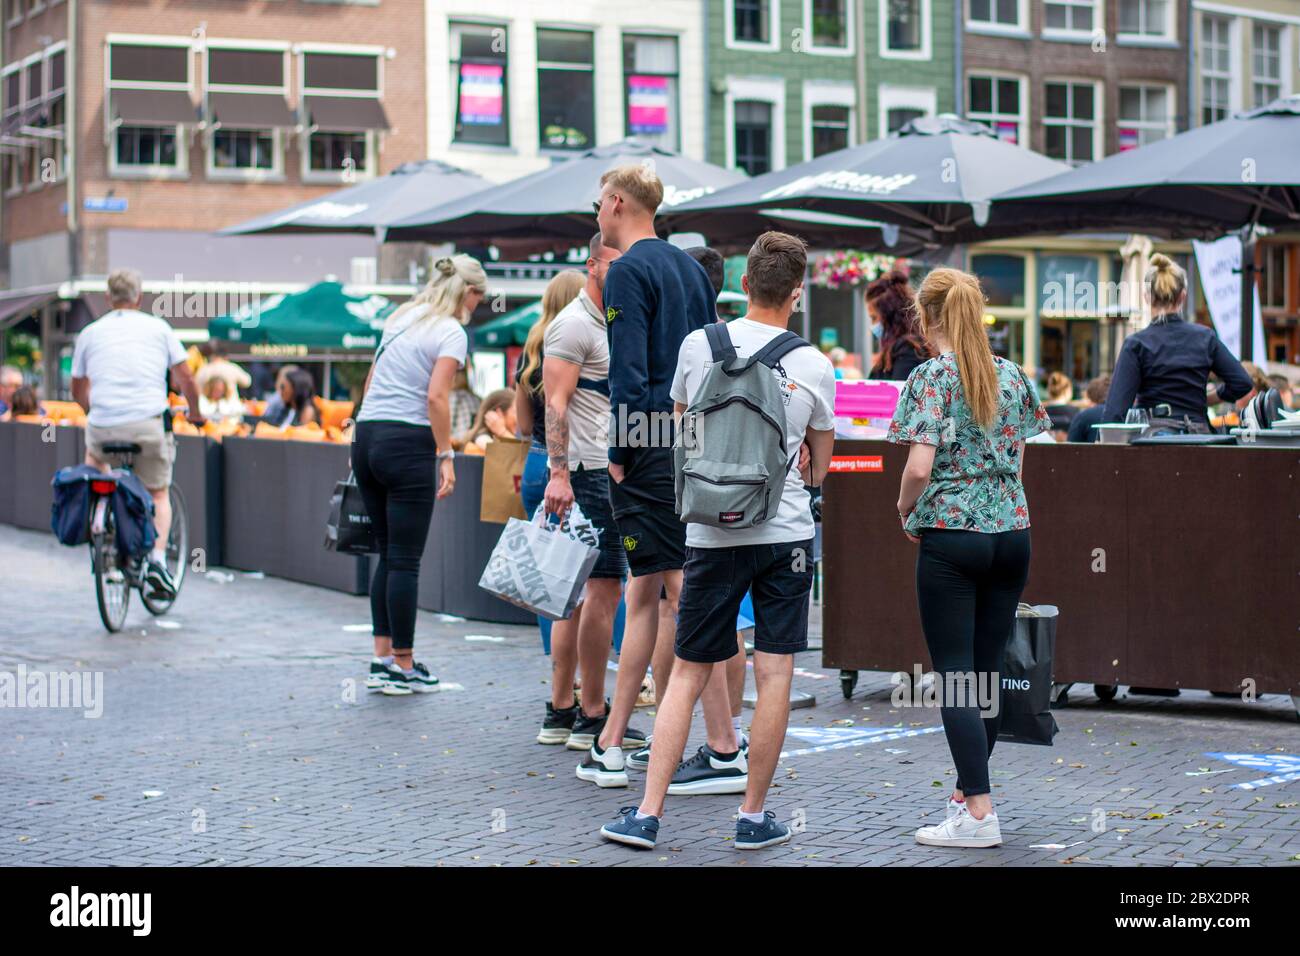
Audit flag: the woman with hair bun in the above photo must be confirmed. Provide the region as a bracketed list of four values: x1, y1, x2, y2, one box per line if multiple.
[1101, 253, 1252, 431]
[355, 253, 488, 696]
[865, 269, 933, 381]
[887, 267, 1050, 849]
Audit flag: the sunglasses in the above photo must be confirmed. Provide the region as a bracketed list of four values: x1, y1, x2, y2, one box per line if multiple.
[592, 193, 621, 216]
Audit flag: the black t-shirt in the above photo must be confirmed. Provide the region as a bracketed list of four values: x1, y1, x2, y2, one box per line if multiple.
[515, 352, 546, 449]
[869, 339, 927, 382]
[1067, 404, 1105, 442]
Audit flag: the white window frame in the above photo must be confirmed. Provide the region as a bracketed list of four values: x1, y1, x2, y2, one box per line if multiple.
[447, 20, 512, 152]
[726, 0, 781, 53]
[965, 0, 1029, 36]
[1251, 23, 1291, 107]
[5, 0, 23, 26]
[535, 26, 597, 154]
[802, 81, 855, 161]
[1043, 77, 1103, 165]
[204, 40, 290, 183]
[1116, 82, 1176, 149]
[880, 0, 931, 60]
[965, 71, 1028, 146]
[1042, 0, 1102, 41]
[877, 84, 936, 139]
[2, 62, 25, 197]
[20, 51, 46, 191]
[297, 42, 384, 185]
[105, 34, 194, 181]
[621, 31, 682, 151]
[724, 76, 785, 175]
[804, 0, 855, 57]
[1117, 0, 1177, 43]
[1199, 13, 1240, 123]
[39, 41, 68, 184]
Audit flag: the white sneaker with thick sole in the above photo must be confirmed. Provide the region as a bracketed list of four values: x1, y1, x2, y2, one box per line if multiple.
[946, 798, 964, 819]
[916, 806, 1002, 848]
[575, 744, 628, 788]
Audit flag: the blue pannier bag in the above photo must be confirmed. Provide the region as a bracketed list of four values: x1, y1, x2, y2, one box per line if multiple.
[50, 465, 102, 546]
[110, 470, 157, 560]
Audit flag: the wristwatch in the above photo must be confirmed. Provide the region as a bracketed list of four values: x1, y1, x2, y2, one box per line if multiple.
[437, 450, 455, 462]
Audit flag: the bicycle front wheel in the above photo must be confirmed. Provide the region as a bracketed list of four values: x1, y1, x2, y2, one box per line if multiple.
[142, 483, 189, 616]
[93, 530, 131, 633]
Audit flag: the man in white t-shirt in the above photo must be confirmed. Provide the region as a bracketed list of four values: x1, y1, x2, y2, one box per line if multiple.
[71, 267, 205, 598]
[601, 232, 836, 852]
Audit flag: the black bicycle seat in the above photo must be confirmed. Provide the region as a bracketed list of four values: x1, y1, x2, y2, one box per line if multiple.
[101, 442, 143, 456]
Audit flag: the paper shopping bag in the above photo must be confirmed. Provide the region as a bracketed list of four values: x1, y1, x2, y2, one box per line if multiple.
[996, 603, 1060, 746]
[479, 436, 529, 524]
[478, 503, 600, 620]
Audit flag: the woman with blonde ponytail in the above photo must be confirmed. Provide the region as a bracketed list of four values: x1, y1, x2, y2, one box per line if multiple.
[354, 253, 487, 696]
[1101, 253, 1252, 430]
[887, 267, 1050, 849]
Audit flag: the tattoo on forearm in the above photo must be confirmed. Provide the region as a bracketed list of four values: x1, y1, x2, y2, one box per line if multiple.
[545, 404, 569, 465]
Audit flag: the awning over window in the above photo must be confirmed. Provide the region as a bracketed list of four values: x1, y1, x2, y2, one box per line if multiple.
[109, 89, 199, 126]
[208, 92, 295, 130]
[303, 95, 389, 133]
[0, 290, 56, 330]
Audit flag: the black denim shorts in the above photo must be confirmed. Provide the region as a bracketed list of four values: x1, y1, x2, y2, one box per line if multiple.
[608, 446, 686, 577]
[571, 465, 629, 580]
[675, 539, 815, 663]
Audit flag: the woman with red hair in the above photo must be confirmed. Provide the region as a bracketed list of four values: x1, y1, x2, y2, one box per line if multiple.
[865, 269, 933, 381]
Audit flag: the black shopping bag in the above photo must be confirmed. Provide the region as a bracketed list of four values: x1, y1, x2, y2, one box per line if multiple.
[996, 603, 1059, 746]
[324, 472, 377, 555]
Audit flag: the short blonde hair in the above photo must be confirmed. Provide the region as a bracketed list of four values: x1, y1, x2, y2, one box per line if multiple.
[107, 267, 143, 308]
[600, 163, 664, 215]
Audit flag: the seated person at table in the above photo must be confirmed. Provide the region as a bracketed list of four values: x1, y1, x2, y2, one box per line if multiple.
[1102, 255, 1252, 431]
[0, 364, 21, 416]
[197, 367, 246, 422]
[454, 388, 516, 453]
[1266, 374, 1294, 410]
[1066, 374, 1112, 443]
[260, 365, 300, 426]
[1043, 371, 1078, 439]
[0, 385, 40, 421]
[266, 369, 318, 429]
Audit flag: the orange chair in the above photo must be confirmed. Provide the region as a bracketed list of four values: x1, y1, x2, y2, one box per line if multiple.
[284, 424, 326, 443]
[314, 397, 356, 431]
[253, 421, 287, 440]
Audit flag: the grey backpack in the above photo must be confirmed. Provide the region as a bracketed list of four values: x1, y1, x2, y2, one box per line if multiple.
[673, 322, 811, 530]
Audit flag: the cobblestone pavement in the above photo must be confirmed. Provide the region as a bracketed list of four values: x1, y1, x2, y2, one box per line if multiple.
[1, 524, 1297, 867]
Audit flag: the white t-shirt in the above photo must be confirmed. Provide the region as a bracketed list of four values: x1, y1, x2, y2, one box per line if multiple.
[71, 309, 187, 428]
[670, 317, 836, 548]
[543, 290, 610, 470]
[357, 306, 468, 426]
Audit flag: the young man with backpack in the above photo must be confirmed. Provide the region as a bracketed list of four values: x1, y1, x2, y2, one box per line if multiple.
[600, 231, 836, 850]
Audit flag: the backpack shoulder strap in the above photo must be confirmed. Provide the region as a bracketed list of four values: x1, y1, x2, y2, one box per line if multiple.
[749, 330, 810, 371]
[703, 321, 738, 365]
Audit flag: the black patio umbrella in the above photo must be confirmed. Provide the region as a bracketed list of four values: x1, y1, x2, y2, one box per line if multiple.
[660, 115, 1070, 247]
[381, 139, 747, 245]
[993, 95, 1300, 359]
[220, 159, 490, 237]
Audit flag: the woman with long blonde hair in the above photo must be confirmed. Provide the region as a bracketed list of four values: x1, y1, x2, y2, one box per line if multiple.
[887, 267, 1050, 848]
[355, 253, 487, 696]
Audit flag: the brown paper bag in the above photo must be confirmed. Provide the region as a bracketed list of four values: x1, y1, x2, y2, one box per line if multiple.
[480, 436, 530, 524]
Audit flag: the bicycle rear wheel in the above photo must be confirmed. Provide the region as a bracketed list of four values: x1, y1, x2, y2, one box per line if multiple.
[142, 483, 188, 616]
[93, 529, 131, 633]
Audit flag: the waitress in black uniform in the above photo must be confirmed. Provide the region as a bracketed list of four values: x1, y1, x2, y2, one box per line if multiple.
[865, 270, 933, 381]
[1102, 254, 1252, 431]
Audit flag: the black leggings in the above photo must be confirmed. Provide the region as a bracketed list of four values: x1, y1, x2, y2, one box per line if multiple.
[915, 528, 1031, 797]
[353, 421, 436, 651]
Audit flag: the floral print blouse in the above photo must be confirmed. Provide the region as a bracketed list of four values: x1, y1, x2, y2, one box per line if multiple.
[887, 352, 1050, 534]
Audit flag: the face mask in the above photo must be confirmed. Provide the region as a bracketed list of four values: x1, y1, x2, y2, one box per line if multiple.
[871, 323, 882, 341]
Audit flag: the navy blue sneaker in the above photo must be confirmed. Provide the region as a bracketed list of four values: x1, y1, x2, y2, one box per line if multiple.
[600, 807, 659, 849]
[735, 811, 791, 851]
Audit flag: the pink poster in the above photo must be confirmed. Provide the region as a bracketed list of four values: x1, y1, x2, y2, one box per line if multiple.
[1118, 127, 1139, 151]
[994, 121, 1018, 144]
[628, 74, 669, 134]
[459, 63, 503, 126]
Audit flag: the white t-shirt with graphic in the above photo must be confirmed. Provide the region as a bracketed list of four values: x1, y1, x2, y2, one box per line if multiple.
[71, 309, 187, 428]
[358, 306, 468, 427]
[670, 317, 836, 548]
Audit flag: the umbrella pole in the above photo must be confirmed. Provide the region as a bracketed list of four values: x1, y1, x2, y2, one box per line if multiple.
[1239, 225, 1257, 364]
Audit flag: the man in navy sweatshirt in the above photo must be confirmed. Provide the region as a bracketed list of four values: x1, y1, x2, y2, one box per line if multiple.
[572, 163, 749, 794]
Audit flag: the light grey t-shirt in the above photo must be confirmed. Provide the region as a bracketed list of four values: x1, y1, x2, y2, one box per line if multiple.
[543, 289, 610, 470]
[71, 309, 187, 427]
[357, 306, 468, 427]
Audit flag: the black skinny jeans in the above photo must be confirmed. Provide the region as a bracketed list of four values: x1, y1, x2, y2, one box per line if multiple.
[915, 528, 1031, 797]
[353, 421, 436, 651]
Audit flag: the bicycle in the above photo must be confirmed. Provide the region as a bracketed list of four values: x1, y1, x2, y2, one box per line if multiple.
[87, 441, 189, 633]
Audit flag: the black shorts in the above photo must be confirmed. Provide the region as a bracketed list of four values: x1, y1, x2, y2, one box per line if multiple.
[675, 539, 814, 664]
[571, 465, 628, 580]
[608, 446, 686, 577]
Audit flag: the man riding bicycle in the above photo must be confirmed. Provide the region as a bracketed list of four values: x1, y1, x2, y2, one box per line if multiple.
[71, 267, 205, 599]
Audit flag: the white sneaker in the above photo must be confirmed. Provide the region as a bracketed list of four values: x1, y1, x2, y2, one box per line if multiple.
[916, 806, 1002, 848]
[575, 744, 628, 788]
[946, 798, 964, 820]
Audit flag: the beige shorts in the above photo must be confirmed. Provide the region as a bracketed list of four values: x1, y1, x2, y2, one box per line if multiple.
[86, 417, 176, 490]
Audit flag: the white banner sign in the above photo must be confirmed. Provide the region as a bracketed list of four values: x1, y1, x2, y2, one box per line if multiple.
[1192, 235, 1267, 362]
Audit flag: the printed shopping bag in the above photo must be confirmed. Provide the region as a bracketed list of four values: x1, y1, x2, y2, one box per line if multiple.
[324, 472, 377, 555]
[996, 603, 1060, 746]
[478, 501, 600, 620]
